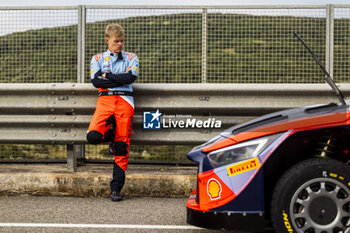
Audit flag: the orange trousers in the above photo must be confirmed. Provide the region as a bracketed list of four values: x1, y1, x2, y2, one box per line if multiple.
[88, 95, 134, 171]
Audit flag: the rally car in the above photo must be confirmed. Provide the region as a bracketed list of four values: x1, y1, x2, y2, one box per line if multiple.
[186, 34, 350, 232]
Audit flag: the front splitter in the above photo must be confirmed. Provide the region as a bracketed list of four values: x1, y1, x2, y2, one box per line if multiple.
[187, 207, 265, 231]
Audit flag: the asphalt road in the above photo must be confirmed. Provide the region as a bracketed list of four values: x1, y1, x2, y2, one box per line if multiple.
[0, 195, 227, 233]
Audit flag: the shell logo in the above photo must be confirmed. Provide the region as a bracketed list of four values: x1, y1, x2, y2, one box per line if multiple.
[207, 178, 222, 200]
[105, 57, 110, 61]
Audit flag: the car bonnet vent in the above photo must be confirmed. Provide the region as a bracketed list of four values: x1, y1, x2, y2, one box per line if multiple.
[232, 114, 288, 135]
[304, 103, 339, 114]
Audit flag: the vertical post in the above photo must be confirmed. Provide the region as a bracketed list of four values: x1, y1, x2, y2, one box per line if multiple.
[77, 5, 86, 83]
[67, 5, 86, 171]
[202, 8, 207, 83]
[79, 5, 87, 165]
[326, 4, 334, 78]
[67, 144, 85, 172]
[67, 145, 76, 172]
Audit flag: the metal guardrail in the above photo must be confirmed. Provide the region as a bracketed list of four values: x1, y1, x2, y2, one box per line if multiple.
[1, 83, 349, 144]
[1, 83, 350, 170]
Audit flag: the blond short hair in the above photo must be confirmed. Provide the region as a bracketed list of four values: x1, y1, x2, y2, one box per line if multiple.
[105, 23, 124, 38]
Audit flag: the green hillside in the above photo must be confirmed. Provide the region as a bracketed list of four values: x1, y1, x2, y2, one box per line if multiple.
[0, 13, 349, 83]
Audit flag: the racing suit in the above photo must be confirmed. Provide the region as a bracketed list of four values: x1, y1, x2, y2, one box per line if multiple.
[87, 50, 139, 193]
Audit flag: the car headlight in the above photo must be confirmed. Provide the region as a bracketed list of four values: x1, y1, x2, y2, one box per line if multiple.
[207, 133, 283, 168]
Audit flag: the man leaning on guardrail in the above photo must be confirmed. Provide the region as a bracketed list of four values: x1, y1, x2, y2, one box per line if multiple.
[86, 23, 139, 202]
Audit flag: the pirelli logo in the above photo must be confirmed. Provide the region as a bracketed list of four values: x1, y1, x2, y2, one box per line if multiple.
[227, 158, 260, 177]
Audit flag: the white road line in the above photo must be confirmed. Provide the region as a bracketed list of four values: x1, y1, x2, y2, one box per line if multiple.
[0, 223, 202, 230]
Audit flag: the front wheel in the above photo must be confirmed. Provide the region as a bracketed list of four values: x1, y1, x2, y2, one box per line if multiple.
[271, 158, 350, 233]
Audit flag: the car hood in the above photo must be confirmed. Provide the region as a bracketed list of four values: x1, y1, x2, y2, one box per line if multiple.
[193, 102, 349, 153]
[220, 102, 347, 138]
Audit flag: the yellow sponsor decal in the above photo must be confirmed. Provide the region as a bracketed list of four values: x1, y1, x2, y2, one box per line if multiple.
[227, 158, 260, 177]
[330, 173, 338, 178]
[105, 57, 110, 61]
[339, 176, 344, 181]
[283, 211, 294, 232]
[90, 69, 95, 75]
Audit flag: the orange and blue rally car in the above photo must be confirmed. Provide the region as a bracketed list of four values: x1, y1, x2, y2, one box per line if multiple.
[186, 34, 350, 233]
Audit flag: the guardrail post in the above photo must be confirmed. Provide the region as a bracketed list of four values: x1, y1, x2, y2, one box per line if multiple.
[326, 4, 334, 78]
[67, 144, 85, 172]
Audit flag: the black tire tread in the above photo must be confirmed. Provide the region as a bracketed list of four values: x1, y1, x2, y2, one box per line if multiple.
[270, 158, 349, 232]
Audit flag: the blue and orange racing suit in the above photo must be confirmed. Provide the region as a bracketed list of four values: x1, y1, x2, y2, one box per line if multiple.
[87, 50, 139, 193]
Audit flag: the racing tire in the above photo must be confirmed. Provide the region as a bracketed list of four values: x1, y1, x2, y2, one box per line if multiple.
[271, 158, 350, 233]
